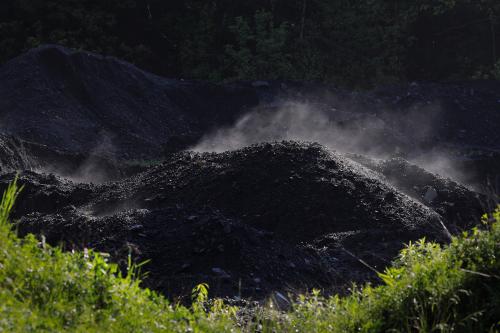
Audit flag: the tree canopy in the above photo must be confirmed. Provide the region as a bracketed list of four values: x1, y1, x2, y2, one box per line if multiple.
[1, 0, 499, 87]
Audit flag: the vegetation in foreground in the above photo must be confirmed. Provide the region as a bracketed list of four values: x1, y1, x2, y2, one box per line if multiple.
[0, 179, 499, 332]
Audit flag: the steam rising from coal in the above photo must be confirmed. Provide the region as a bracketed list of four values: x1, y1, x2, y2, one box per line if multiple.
[192, 102, 472, 185]
[194, 102, 418, 156]
[58, 133, 119, 184]
[72, 135, 116, 184]
[193, 102, 390, 155]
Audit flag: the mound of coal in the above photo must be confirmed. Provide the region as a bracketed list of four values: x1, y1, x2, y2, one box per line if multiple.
[0, 134, 43, 172]
[3, 141, 484, 299]
[2, 45, 499, 186]
[348, 154, 487, 230]
[0, 134, 143, 183]
[371, 81, 500, 151]
[109, 142, 450, 243]
[0, 45, 258, 158]
[18, 207, 332, 300]
[374, 158, 487, 227]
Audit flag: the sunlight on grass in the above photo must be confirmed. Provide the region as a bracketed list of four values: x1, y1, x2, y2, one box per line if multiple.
[0, 178, 499, 332]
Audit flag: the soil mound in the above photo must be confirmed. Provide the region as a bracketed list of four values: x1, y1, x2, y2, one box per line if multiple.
[349, 155, 487, 229]
[0, 134, 142, 183]
[111, 142, 448, 242]
[3, 142, 484, 298]
[0, 45, 258, 158]
[18, 207, 332, 300]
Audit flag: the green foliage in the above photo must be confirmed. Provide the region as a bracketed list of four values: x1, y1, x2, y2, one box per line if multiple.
[1, 0, 499, 86]
[0, 179, 237, 332]
[178, 3, 221, 80]
[225, 10, 291, 80]
[192, 283, 209, 304]
[1, 178, 500, 332]
[261, 207, 500, 332]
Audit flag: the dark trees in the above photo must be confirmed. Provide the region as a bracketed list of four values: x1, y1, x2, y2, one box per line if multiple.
[0, 0, 498, 86]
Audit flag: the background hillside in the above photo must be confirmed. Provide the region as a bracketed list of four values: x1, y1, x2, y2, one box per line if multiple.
[1, 0, 500, 86]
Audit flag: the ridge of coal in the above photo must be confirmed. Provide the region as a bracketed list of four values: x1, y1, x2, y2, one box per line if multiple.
[0, 45, 258, 158]
[5, 141, 485, 299]
[0, 133, 141, 182]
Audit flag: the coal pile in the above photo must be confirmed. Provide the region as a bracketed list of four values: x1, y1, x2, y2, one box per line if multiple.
[371, 81, 500, 151]
[0, 45, 258, 158]
[109, 142, 448, 242]
[0, 46, 494, 301]
[18, 207, 332, 300]
[5, 142, 485, 299]
[349, 155, 488, 229]
[0, 134, 141, 183]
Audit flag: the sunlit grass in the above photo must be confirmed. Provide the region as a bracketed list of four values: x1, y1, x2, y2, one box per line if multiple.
[0, 178, 237, 332]
[0, 178, 499, 332]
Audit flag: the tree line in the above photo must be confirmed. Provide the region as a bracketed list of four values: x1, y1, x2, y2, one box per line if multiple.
[1, 0, 499, 87]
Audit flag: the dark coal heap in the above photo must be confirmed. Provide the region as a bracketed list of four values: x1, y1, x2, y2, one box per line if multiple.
[0, 45, 257, 158]
[2, 141, 484, 300]
[0, 45, 495, 301]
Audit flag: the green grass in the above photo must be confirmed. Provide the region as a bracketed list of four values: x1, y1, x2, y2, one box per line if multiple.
[0, 179, 237, 332]
[268, 218, 500, 333]
[0, 178, 499, 332]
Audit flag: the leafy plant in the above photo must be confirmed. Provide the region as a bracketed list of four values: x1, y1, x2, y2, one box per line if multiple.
[1, 177, 500, 332]
[192, 283, 209, 304]
[0, 179, 236, 332]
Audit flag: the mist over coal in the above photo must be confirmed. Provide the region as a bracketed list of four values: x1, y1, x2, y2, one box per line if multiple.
[194, 102, 427, 154]
[194, 102, 385, 153]
[192, 101, 471, 184]
[70, 133, 117, 184]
